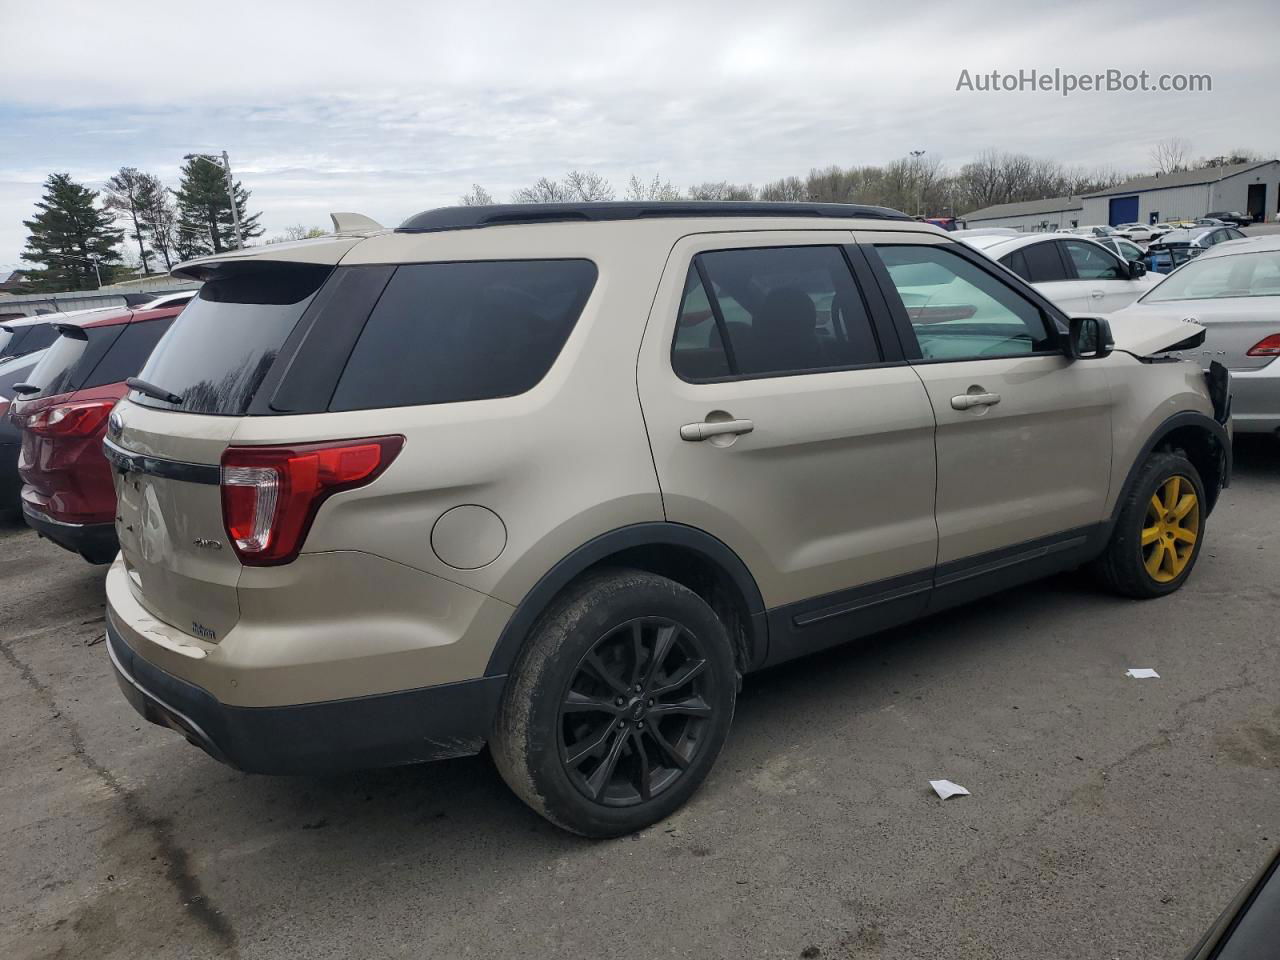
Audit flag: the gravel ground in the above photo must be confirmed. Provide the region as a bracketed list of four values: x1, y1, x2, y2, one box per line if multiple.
[1, 437, 1277, 960]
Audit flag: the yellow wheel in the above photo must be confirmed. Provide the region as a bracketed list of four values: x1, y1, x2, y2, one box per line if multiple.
[1140, 475, 1200, 584]
[1094, 451, 1207, 598]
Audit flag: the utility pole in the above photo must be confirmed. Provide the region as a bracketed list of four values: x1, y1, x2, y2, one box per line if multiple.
[184, 151, 245, 249]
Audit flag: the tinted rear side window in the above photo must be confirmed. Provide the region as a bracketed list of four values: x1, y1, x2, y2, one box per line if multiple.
[5, 322, 59, 357]
[22, 325, 122, 399]
[329, 259, 597, 411]
[83, 318, 175, 389]
[1020, 242, 1069, 283]
[672, 246, 882, 381]
[133, 263, 330, 415]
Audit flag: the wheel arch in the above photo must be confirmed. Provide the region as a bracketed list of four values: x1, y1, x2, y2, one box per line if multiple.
[1111, 411, 1231, 524]
[484, 523, 768, 679]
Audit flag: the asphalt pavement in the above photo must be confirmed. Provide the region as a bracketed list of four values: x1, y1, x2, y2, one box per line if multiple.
[1, 437, 1277, 960]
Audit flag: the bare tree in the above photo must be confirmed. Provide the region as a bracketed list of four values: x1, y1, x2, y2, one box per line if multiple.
[104, 167, 153, 274]
[512, 170, 615, 203]
[268, 225, 327, 244]
[625, 174, 681, 201]
[135, 173, 178, 271]
[1151, 137, 1191, 174]
[758, 176, 808, 201]
[459, 184, 495, 206]
[686, 181, 756, 201]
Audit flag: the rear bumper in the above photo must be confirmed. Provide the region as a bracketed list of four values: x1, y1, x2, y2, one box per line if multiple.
[106, 619, 506, 776]
[22, 501, 118, 561]
[1229, 363, 1279, 434]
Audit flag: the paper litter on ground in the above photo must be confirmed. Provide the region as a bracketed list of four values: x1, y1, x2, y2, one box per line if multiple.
[929, 779, 970, 800]
[1125, 668, 1160, 679]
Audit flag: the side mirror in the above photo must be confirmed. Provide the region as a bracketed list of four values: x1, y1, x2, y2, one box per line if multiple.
[1128, 259, 1147, 279]
[1067, 316, 1114, 360]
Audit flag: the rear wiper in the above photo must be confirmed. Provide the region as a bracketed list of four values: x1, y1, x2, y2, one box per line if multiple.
[126, 377, 184, 405]
[11, 382, 40, 395]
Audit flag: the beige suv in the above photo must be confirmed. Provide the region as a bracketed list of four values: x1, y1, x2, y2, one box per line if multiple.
[104, 203, 1232, 837]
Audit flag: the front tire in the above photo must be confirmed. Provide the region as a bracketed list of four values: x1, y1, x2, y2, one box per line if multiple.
[491, 569, 737, 838]
[1094, 451, 1206, 598]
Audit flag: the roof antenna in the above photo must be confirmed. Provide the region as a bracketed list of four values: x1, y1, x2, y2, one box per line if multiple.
[330, 212, 384, 233]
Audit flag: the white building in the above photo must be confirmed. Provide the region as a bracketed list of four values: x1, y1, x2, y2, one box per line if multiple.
[959, 196, 1084, 232]
[1079, 160, 1280, 226]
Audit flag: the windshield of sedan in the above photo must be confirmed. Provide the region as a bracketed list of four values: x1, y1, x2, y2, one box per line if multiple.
[1143, 251, 1280, 302]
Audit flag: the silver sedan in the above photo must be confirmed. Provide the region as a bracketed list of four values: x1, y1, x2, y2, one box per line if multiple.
[1109, 234, 1280, 437]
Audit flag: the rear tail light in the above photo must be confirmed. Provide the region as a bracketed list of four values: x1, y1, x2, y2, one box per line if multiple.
[1246, 334, 1280, 357]
[220, 436, 404, 565]
[26, 398, 117, 437]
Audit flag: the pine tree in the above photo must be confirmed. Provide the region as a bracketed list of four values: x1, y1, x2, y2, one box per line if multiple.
[172, 157, 262, 256]
[104, 166, 153, 275]
[20, 173, 124, 291]
[135, 173, 178, 271]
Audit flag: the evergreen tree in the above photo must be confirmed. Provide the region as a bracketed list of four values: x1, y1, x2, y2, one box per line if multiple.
[172, 156, 262, 256]
[20, 173, 124, 291]
[104, 166, 153, 274]
[135, 173, 179, 271]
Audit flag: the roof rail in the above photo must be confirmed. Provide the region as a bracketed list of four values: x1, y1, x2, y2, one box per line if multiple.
[398, 201, 912, 233]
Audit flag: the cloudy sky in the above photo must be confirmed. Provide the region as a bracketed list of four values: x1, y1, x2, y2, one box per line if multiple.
[1, 0, 1275, 272]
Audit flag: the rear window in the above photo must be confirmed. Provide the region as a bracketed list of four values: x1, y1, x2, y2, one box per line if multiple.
[3, 322, 58, 358]
[329, 259, 597, 411]
[132, 263, 331, 415]
[21, 325, 122, 400]
[83, 317, 175, 389]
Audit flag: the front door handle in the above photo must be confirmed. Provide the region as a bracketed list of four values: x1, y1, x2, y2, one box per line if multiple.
[1090, 289, 1106, 299]
[951, 392, 1001, 411]
[680, 419, 755, 441]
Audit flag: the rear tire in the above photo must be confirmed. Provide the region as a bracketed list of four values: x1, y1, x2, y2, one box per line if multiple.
[1094, 451, 1206, 599]
[491, 568, 737, 838]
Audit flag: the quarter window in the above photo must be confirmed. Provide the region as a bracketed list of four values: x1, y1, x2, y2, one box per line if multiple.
[875, 244, 1055, 361]
[671, 246, 881, 381]
[330, 259, 597, 411]
[1061, 240, 1126, 281]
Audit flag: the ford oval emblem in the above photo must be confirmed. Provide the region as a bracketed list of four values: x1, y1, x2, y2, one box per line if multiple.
[107, 411, 123, 438]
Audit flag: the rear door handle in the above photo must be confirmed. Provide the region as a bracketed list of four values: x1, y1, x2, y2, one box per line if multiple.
[950, 392, 1001, 410]
[1090, 289, 1106, 299]
[680, 419, 754, 441]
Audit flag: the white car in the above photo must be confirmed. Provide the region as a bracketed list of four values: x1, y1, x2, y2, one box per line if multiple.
[1066, 225, 1119, 239]
[1116, 223, 1157, 244]
[1110, 234, 1280, 436]
[136, 290, 197, 311]
[960, 232, 1161, 313]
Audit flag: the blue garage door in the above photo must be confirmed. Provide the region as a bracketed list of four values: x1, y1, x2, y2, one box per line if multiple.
[1109, 195, 1139, 226]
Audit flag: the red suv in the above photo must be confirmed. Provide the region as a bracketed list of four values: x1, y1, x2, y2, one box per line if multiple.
[11, 305, 182, 562]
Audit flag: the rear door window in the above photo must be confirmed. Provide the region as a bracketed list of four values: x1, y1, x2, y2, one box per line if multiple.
[329, 259, 597, 411]
[82, 318, 176, 389]
[1021, 242, 1070, 283]
[132, 263, 331, 415]
[671, 246, 882, 381]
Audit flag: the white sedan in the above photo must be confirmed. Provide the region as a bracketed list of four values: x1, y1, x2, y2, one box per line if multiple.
[1115, 223, 1157, 243]
[957, 231, 1162, 313]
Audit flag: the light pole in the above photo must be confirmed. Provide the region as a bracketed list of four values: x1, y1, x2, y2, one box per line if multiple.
[184, 150, 244, 249]
[910, 149, 926, 217]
